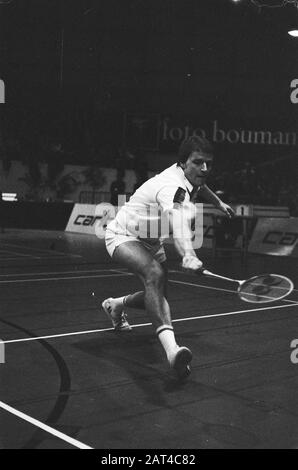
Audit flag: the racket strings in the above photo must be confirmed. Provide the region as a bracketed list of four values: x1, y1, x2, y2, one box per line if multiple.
[239, 274, 293, 303]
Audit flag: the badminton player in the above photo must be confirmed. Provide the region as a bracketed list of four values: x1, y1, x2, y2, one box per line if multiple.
[102, 136, 234, 379]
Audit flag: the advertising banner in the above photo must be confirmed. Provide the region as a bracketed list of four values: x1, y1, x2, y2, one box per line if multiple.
[124, 114, 298, 155]
[248, 218, 298, 256]
[65, 203, 116, 237]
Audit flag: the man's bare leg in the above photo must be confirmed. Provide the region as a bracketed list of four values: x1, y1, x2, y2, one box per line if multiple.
[112, 242, 170, 327]
[116, 263, 168, 310]
[104, 241, 192, 377]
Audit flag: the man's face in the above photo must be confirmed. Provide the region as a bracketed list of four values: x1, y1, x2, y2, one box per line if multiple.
[182, 151, 213, 187]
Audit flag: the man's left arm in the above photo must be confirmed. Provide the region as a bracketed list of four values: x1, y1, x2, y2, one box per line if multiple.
[199, 184, 235, 218]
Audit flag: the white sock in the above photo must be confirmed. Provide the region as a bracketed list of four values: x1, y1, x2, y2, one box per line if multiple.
[156, 325, 178, 362]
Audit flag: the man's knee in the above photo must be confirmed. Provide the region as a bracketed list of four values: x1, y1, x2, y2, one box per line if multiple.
[144, 261, 165, 287]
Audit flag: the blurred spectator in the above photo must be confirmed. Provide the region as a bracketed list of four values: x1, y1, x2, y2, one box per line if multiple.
[47, 142, 65, 185]
[210, 154, 298, 215]
[133, 169, 148, 192]
[110, 169, 126, 206]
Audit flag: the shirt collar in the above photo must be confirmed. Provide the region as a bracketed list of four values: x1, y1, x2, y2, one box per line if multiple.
[176, 164, 194, 194]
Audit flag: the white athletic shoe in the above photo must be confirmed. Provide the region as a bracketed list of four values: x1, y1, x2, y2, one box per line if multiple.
[102, 297, 132, 332]
[169, 346, 192, 380]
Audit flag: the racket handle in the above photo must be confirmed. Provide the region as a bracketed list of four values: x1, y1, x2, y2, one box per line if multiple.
[196, 268, 239, 283]
[196, 268, 212, 277]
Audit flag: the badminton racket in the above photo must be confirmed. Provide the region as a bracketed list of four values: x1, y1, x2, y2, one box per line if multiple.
[197, 269, 294, 304]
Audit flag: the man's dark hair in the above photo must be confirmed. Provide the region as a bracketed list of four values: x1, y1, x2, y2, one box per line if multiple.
[177, 136, 214, 164]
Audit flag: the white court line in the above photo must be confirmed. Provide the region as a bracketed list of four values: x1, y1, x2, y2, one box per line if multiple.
[2, 302, 298, 345]
[0, 242, 82, 259]
[0, 272, 132, 285]
[112, 268, 188, 275]
[0, 268, 119, 278]
[0, 255, 84, 261]
[0, 401, 92, 449]
[0, 250, 39, 258]
[0, 257, 40, 261]
[169, 279, 298, 304]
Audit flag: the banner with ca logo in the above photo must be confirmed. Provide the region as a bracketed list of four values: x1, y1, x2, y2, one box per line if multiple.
[66, 204, 116, 238]
[248, 217, 298, 256]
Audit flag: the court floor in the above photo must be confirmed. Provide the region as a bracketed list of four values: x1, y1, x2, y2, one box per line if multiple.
[0, 229, 297, 449]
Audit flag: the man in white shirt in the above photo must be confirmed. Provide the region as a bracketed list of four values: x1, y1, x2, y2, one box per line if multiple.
[102, 136, 234, 379]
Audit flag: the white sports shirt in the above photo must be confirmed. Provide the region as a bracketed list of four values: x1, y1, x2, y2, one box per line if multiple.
[107, 163, 200, 243]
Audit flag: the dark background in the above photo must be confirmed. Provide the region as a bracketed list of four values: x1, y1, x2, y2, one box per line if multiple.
[0, 0, 297, 168]
[2, 0, 298, 112]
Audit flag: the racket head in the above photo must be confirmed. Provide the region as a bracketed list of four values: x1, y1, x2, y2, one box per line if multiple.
[237, 274, 294, 304]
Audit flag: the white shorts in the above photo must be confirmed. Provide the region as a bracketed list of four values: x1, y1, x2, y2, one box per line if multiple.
[105, 228, 167, 264]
